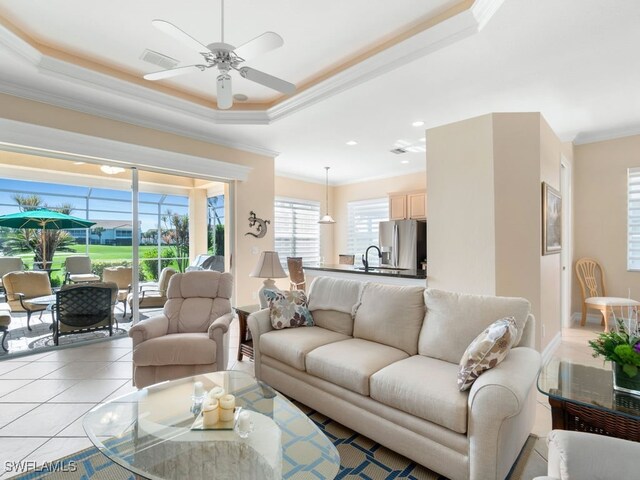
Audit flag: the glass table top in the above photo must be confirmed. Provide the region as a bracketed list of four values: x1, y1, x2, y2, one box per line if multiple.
[537, 357, 640, 420]
[83, 371, 340, 480]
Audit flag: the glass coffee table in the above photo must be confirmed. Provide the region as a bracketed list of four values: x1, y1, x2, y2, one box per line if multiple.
[537, 357, 640, 441]
[83, 371, 340, 479]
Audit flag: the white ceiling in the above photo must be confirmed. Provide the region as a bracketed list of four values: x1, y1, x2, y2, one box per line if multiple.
[0, 0, 640, 184]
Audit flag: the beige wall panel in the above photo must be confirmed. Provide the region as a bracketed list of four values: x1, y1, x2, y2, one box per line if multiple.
[573, 135, 640, 316]
[492, 113, 543, 349]
[0, 94, 274, 307]
[538, 116, 563, 350]
[426, 114, 496, 294]
[333, 172, 427, 263]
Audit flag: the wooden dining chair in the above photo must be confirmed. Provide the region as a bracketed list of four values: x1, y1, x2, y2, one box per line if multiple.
[287, 257, 306, 291]
[575, 257, 640, 331]
[339, 254, 355, 265]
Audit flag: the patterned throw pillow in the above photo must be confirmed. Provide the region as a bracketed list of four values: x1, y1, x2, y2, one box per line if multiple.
[457, 316, 517, 391]
[264, 289, 314, 330]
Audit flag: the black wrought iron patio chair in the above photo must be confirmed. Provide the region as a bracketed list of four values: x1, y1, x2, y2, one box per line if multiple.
[54, 282, 117, 345]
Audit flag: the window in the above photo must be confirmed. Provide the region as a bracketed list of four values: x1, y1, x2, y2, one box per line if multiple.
[628, 168, 640, 270]
[347, 198, 389, 264]
[274, 197, 321, 267]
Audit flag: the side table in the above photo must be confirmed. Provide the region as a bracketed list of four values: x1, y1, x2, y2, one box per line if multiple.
[234, 304, 261, 361]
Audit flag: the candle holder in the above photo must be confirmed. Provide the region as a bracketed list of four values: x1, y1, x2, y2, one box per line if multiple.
[234, 409, 254, 439]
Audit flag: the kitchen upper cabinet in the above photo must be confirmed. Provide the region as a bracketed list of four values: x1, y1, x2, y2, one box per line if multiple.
[389, 194, 407, 220]
[388, 190, 426, 220]
[408, 192, 426, 219]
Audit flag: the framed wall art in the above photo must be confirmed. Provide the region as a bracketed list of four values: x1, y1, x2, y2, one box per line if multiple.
[542, 182, 562, 255]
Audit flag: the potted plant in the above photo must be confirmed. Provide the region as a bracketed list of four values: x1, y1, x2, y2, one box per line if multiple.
[589, 319, 640, 395]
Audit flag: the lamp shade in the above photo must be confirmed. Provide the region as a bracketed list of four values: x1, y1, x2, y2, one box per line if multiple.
[250, 251, 287, 279]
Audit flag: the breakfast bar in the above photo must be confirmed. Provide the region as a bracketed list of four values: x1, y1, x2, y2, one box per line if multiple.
[305, 264, 427, 286]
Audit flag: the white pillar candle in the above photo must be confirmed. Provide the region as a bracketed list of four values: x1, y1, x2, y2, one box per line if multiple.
[237, 410, 251, 431]
[202, 400, 219, 427]
[219, 394, 235, 410]
[208, 386, 225, 400]
[193, 381, 205, 398]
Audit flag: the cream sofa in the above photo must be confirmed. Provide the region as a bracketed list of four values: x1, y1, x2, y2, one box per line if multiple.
[248, 277, 541, 480]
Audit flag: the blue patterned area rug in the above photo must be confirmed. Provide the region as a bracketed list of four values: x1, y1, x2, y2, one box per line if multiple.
[9, 406, 539, 480]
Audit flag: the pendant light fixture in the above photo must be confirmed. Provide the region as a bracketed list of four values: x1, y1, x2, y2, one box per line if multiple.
[318, 166, 336, 224]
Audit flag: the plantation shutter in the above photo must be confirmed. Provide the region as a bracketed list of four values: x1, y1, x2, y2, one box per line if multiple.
[628, 168, 640, 270]
[274, 197, 321, 267]
[347, 198, 389, 265]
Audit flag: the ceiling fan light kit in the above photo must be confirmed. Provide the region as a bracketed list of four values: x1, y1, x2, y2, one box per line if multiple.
[143, 0, 295, 110]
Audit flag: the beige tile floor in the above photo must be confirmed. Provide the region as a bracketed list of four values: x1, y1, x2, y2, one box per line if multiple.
[0, 319, 602, 479]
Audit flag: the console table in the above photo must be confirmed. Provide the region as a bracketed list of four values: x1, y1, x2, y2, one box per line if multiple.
[538, 358, 640, 441]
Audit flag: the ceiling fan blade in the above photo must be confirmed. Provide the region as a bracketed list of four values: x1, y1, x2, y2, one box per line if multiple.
[239, 67, 295, 94]
[144, 65, 203, 81]
[217, 74, 233, 110]
[233, 32, 283, 61]
[152, 19, 210, 54]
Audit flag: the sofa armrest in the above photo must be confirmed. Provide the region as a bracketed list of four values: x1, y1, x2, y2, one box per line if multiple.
[247, 308, 272, 379]
[546, 430, 640, 480]
[208, 312, 234, 369]
[128, 314, 169, 348]
[468, 347, 541, 480]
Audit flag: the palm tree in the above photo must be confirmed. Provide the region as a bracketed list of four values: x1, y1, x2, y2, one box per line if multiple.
[92, 226, 105, 245]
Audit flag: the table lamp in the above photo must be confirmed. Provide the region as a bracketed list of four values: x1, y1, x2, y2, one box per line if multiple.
[250, 251, 287, 308]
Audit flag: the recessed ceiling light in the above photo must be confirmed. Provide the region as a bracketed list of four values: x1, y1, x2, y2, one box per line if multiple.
[346, 140, 358, 146]
[233, 93, 248, 102]
[73, 161, 86, 165]
[412, 120, 425, 127]
[419, 137, 426, 142]
[400, 160, 410, 164]
[100, 165, 126, 175]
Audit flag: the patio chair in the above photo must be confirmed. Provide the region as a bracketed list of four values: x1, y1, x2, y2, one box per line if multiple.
[102, 266, 132, 317]
[64, 255, 100, 284]
[186, 254, 225, 272]
[54, 282, 118, 345]
[129, 270, 233, 388]
[0, 257, 24, 295]
[127, 267, 177, 318]
[1, 271, 52, 331]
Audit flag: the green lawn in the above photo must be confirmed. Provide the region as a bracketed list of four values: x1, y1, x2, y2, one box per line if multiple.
[14, 244, 186, 285]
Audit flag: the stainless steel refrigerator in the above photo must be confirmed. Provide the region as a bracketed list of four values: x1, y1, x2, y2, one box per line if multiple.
[378, 219, 426, 270]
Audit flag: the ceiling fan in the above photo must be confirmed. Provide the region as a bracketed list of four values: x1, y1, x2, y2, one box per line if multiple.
[143, 0, 295, 110]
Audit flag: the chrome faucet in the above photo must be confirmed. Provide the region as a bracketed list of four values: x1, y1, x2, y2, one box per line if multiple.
[362, 245, 382, 272]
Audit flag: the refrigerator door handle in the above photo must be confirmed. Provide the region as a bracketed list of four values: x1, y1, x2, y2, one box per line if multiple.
[393, 223, 399, 267]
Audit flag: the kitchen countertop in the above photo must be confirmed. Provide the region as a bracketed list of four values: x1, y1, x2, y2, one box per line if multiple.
[305, 264, 426, 280]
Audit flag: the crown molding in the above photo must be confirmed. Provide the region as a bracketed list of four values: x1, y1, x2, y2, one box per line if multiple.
[0, 118, 253, 182]
[0, 2, 505, 129]
[573, 124, 640, 146]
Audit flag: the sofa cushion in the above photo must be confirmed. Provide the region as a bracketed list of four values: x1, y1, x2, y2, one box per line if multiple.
[260, 326, 350, 371]
[419, 289, 530, 364]
[458, 317, 517, 391]
[370, 355, 469, 434]
[308, 276, 364, 315]
[133, 333, 216, 366]
[311, 310, 353, 336]
[306, 338, 409, 396]
[264, 289, 314, 329]
[353, 283, 425, 355]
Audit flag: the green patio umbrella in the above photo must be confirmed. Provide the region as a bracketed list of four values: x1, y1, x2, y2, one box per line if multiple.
[0, 208, 95, 266]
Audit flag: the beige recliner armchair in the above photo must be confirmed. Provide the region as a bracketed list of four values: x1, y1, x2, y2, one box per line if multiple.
[129, 270, 233, 389]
